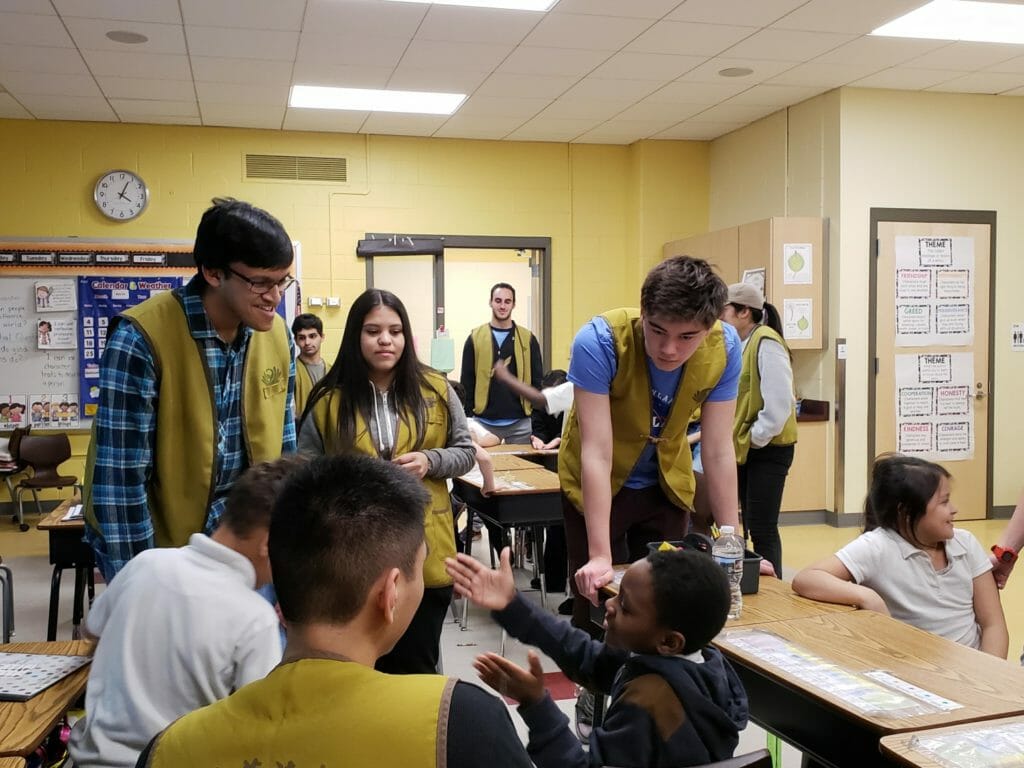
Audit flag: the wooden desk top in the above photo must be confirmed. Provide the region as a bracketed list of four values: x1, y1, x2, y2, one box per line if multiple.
[458, 467, 560, 496]
[489, 454, 541, 472]
[485, 444, 558, 457]
[0, 640, 94, 758]
[716, 610, 1024, 734]
[0, 758, 26, 768]
[879, 714, 1024, 766]
[37, 495, 83, 531]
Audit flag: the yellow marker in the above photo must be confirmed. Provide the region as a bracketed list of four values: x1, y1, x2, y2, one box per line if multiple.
[710, 523, 721, 539]
[657, 541, 677, 552]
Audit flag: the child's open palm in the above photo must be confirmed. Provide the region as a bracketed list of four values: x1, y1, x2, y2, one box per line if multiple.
[445, 547, 516, 611]
[474, 650, 545, 707]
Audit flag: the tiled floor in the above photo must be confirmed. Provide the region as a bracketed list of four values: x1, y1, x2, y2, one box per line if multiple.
[2, 511, 1022, 766]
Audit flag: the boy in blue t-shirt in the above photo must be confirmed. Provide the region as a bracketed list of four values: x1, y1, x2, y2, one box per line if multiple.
[563, 256, 742, 623]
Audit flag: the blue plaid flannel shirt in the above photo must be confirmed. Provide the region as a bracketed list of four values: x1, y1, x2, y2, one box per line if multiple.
[87, 276, 296, 580]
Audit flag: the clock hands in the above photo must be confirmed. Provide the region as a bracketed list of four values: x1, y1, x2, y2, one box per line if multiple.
[117, 180, 132, 202]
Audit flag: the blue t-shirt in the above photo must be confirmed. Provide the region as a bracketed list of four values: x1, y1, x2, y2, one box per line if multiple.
[568, 317, 740, 489]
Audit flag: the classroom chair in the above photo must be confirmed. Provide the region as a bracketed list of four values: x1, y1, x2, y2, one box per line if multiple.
[13, 433, 78, 532]
[0, 425, 31, 504]
[604, 749, 772, 768]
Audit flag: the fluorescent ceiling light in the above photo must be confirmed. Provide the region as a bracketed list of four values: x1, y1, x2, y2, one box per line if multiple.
[872, 0, 1024, 45]
[290, 85, 466, 115]
[383, 0, 556, 10]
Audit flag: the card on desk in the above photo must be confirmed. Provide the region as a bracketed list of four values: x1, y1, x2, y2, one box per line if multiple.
[0, 653, 91, 701]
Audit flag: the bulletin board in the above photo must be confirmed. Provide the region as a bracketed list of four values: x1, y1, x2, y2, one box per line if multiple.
[0, 237, 302, 432]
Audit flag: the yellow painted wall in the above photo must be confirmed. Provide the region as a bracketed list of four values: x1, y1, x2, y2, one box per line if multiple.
[0, 119, 710, 500]
[709, 110, 787, 230]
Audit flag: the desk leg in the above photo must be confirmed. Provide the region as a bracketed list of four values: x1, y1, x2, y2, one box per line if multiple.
[47, 566, 62, 641]
[72, 566, 86, 639]
[87, 566, 95, 607]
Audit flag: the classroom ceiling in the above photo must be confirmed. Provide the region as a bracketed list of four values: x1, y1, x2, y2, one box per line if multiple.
[2, 0, 1024, 143]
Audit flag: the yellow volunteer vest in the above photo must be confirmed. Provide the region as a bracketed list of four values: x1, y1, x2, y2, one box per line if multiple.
[293, 359, 319, 420]
[470, 323, 534, 416]
[311, 372, 456, 587]
[145, 659, 453, 768]
[560, 309, 727, 513]
[733, 324, 798, 465]
[84, 290, 290, 549]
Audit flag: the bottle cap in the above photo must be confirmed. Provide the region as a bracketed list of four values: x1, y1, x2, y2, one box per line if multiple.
[720, 525, 735, 535]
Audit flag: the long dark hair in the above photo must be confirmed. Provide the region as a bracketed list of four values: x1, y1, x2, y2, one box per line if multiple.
[730, 299, 788, 358]
[864, 454, 950, 546]
[301, 289, 442, 452]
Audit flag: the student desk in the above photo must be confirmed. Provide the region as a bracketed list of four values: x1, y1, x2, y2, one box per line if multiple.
[485, 444, 558, 471]
[0, 640, 93, 758]
[714, 611, 1024, 768]
[37, 497, 95, 641]
[879, 715, 1024, 767]
[488, 453, 543, 472]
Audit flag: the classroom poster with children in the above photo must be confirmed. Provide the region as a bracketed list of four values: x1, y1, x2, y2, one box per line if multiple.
[894, 236, 974, 347]
[27, 394, 80, 428]
[78, 276, 183, 417]
[0, 395, 28, 427]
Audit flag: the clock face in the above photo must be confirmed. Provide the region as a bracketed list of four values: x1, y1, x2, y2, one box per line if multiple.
[94, 170, 148, 221]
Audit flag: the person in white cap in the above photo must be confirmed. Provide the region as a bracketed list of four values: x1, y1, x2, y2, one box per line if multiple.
[721, 282, 797, 578]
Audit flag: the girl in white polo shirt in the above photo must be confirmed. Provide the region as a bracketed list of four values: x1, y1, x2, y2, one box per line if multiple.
[793, 454, 1008, 658]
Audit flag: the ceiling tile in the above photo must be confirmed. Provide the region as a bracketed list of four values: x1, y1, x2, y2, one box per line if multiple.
[537, 99, 629, 121]
[925, 71, 1024, 94]
[722, 29, 856, 62]
[667, 0, 806, 28]
[626, 20, 754, 57]
[614, 98, 708, 122]
[297, 33, 408, 69]
[186, 26, 298, 61]
[474, 72, 577, 98]
[590, 52, 705, 81]
[3, 1, 57, 13]
[551, 0, 684, 19]
[987, 55, 1024, 74]
[360, 112, 449, 137]
[561, 77, 662, 102]
[397, 39, 514, 73]
[200, 102, 284, 128]
[302, 0, 428, 39]
[690, 101, 779, 123]
[453, 94, 551, 118]
[575, 118, 677, 143]
[999, 86, 1024, 96]
[291, 62, 392, 89]
[195, 81, 289, 106]
[81, 50, 191, 79]
[0, 12, 74, 47]
[813, 36, 949, 68]
[904, 42, 1024, 72]
[433, 114, 520, 139]
[387, 66, 488, 93]
[771, 0, 926, 34]
[17, 94, 116, 120]
[677, 57, 798, 83]
[507, 116, 597, 142]
[654, 120, 746, 139]
[282, 108, 369, 133]
[53, 0, 181, 24]
[851, 67, 969, 90]
[179, 0, 305, 31]
[645, 78, 751, 102]
[416, 6, 543, 44]
[190, 56, 294, 87]
[98, 75, 195, 100]
[0, 92, 32, 118]
[523, 13, 653, 51]
[121, 114, 201, 125]
[0, 45, 89, 75]
[64, 17, 185, 54]
[725, 83, 825, 106]
[1, 71, 102, 97]
[769, 61, 885, 87]
[109, 98, 198, 117]
[497, 46, 610, 77]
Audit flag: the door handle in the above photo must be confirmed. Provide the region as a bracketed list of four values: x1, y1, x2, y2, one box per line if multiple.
[975, 382, 987, 400]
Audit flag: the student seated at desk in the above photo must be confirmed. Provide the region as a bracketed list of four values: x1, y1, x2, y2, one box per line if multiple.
[793, 454, 1008, 658]
[446, 547, 749, 768]
[136, 453, 532, 768]
[70, 458, 296, 768]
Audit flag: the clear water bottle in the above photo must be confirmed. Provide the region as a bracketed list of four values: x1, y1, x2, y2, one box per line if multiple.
[713, 525, 744, 620]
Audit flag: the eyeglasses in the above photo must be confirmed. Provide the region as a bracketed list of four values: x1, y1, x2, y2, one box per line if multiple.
[224, 265, 296, 296]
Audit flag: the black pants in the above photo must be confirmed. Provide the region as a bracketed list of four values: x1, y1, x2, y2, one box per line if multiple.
[543, 524, 567, 593]
[375, 585, 453, 675]
[738, 443, 795, 578]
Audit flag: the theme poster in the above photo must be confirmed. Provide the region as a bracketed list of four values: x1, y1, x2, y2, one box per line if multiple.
[78, 276, 183, 416]
[895, 236, 974, 347]
[894, 352, 974, 461]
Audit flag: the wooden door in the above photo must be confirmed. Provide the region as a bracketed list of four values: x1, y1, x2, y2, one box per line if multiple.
[874, 221, 991, 519]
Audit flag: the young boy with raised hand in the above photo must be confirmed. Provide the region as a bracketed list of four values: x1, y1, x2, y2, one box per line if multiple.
[445, 547, 748, 768]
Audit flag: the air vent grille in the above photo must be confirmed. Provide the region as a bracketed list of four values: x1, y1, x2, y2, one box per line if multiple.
[245, 154, 347, 182]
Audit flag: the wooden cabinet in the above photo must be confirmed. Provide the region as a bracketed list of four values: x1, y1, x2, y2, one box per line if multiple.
[663, 216, 826, 350]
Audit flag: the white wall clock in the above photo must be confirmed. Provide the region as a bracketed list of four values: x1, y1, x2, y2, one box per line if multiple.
[93, 169, 149, 221]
